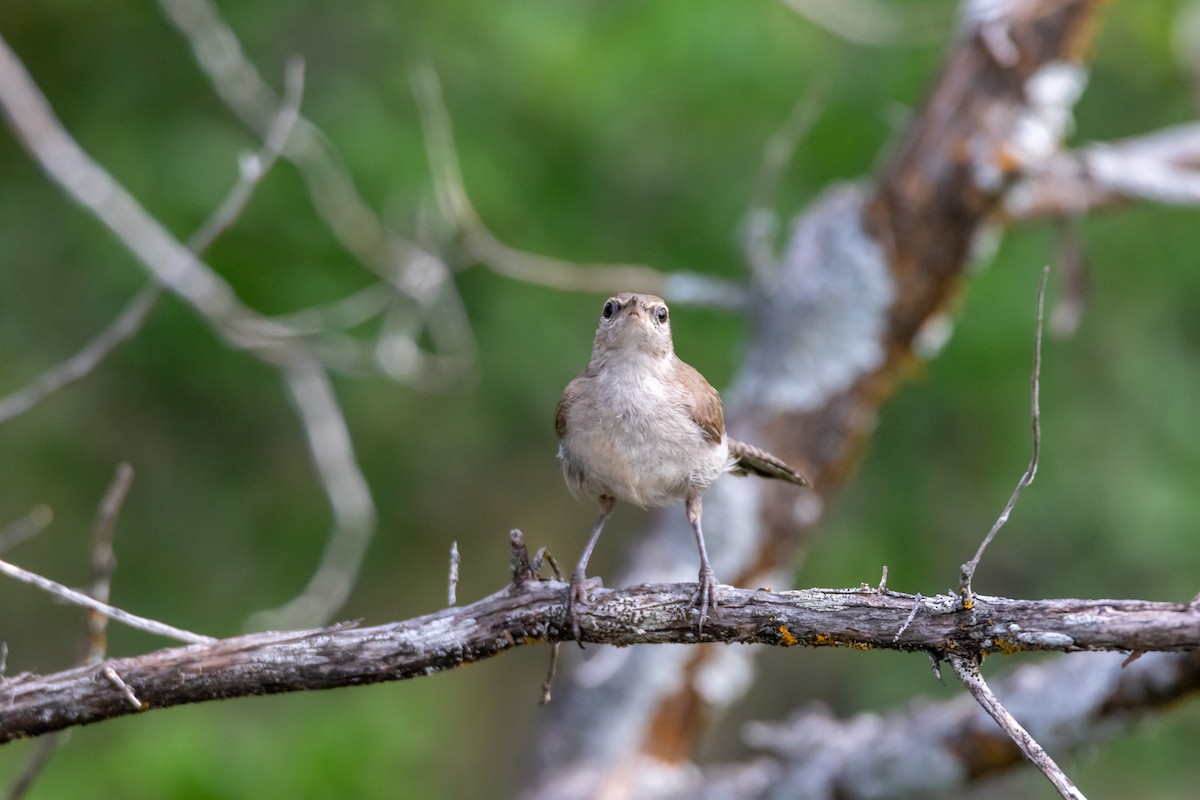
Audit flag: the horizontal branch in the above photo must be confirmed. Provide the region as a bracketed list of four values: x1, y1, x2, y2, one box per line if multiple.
[3, 566, 1197, 743]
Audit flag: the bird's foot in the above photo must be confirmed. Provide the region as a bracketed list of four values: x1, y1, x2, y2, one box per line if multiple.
[690, 564, 720, 633]
[564, 570, 594, 646]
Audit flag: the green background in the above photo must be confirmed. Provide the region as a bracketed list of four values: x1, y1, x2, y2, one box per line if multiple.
[1, 1, 1198, 797]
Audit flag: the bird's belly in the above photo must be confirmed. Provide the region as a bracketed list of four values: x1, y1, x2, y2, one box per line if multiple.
[559, 412, 728, 508]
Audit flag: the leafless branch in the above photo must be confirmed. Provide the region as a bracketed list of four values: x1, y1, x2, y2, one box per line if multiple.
[1006, 122, 1200, 220]
[157, 0, 477, 385]
[695, 650, 1200, 800]
[411, 61, 746, 308]
[0, 285, 160, 425]
[950, 655, 1085, 800]
[0, 32, 379, 628]
[781, 0, 949, 47]
[7, 463, 136, 800]
[2, 558, 1196, 743]
[742, 81, 826, 279]
[85, 462, 135, 661]
[448, 541, 460, 606]
[0, 506, 53, 556]
[0, 556, 213, 645]
[6, 735, 60, 800]
[960, 265, 1048, 604]
[0, 61, 302, 427]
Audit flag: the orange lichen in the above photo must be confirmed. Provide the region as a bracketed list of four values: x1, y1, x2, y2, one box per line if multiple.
[778, 625, 799, 647]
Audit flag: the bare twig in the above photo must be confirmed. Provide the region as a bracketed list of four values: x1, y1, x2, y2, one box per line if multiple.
[102, 667, 145, 711]
[0, 33, 377, 629]
[6, 735, 62, 800]
[188, 57, 306, 254]
[6, 465, 135, 798]
[410, 61, 744, 308]
[448, 541, 460, 606]
[157, 0, 477, 386]
[1050, 220, 1089, 338]
[1006, 122, 1200, 220]
[782, 0, 948, 46]
[9, 463, 136, 800]
[950, 655, 1086, 800]
[0, 59, 303, 428]
[267, 283, 395, 335]
[0, 285, 160, 425]
[85, 462, 135, 661]
[0, 555, 214, 645]
[742, 80, 826, 278]
[960, 265, 1048, 606]
[893, 593, 923, 642]
[539, 642, 560, 706]
[0, 506, 53, 556]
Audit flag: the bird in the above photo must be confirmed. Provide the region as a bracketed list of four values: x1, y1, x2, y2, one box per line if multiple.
[555, 292, 810, 640]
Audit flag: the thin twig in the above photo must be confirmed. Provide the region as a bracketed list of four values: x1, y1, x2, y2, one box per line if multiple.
[742, 80, 826, 278]
[0, 34, 378, 629]
[893, 593, 922, 642]
[6, 735, 63, 800]
[0, 556, 214, 645]
[0, 59, 303, 428]
[8, 464, 136, 800]
[949, 655, 1087, 800]
[102, 667, 145, 711]
[85, 462, 135, 662]
[410, 60, 742, 307]
[448, 541, 460, 606]
[1006, 122, 1200, 220]
[960, 265, 1049, 606]
[158, 0, 477, 386]
[782, 0, 947, 47]
[540, 642, 560, 706]
[0, 506, 53, 556]
[188, 58, 305, 254]
[0, 285, 161, 425]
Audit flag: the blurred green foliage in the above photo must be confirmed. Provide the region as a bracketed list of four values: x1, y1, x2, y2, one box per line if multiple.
[1, 1, 1198, 797]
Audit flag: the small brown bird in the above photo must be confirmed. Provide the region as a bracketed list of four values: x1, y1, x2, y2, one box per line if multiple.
[555, 292, 810, 639]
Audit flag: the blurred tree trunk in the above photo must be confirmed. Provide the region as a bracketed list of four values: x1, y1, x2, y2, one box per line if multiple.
[526, 2, 1126, 796]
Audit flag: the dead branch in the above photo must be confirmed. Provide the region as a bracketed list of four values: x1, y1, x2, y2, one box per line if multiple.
[960, 266, 1048, 604]
[0, 31, 376, 630]
[411, 61, 747, 309]
[157, 0, 479, 387]
[0, 556, 213, 646]
[2, 554, 1197, 743]
[8, 463, 135, 800]
[673, 650, 1200, 799]
[950, 655, 1084, 800]
[1006, 122, 1200, 219]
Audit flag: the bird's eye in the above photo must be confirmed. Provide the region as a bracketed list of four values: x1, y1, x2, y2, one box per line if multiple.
[602, 300, 617, 320]
[654, 305, 669, 324]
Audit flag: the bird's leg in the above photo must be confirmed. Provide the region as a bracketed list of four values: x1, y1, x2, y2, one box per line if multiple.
[686, 493, 719, 632]
[565, 495, 614, 645]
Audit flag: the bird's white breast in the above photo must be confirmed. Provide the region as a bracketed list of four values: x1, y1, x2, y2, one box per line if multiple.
[559, 351, 728, 508]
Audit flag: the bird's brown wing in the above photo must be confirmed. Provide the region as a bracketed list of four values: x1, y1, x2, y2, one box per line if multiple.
[555, 370, 590, 439]
[675, 358, 725, 445]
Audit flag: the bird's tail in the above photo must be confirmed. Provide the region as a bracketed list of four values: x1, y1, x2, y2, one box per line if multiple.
[728, 438, 811, 486]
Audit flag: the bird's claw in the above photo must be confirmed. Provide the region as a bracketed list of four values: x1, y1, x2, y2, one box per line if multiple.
[564, 571, 592, 647]
[690, 564, 720, 633]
